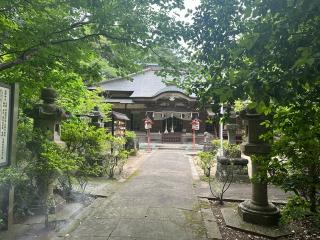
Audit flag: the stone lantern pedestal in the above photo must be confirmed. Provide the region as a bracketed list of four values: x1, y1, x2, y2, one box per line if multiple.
[238, 111, 280, 226]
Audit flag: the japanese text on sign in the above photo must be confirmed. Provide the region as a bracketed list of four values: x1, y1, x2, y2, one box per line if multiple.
[0, 86, 10, 165]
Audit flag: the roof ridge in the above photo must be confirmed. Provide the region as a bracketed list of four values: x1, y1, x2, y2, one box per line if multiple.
[98, 67, 154, 84]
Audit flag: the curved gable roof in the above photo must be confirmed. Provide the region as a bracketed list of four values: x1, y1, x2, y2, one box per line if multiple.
[98, 68, 195, 98]
[153, 85, 184, 97]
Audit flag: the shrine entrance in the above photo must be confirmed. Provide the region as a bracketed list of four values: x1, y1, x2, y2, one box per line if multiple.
[162, 117, 183, 133]
[143, 111, 201, 143]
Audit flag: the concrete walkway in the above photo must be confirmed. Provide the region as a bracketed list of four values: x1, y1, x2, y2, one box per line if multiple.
[63, 150, 210, 240]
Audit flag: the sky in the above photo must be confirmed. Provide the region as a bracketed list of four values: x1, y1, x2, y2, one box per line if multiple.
[173, 0, 200, 23]
[184, 0, 200, 10]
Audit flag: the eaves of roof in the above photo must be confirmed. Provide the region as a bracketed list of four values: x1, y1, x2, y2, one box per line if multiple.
[98, 68, 152, 85]
[132, 91, 197, 102]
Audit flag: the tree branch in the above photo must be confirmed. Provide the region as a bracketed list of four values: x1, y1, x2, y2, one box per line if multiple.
[0, 32, 132, 71]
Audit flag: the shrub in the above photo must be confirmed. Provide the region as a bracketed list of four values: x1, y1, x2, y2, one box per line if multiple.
[125, 130, 136, 140]
[281, 196, 312, 224]
[60, 119, 110, 197]
[267, 104, 320, 215]
[211, 139, 228, 152]
[211, 139, 240, 158]
[224, 143, 241, 158]
[106, 136, 128, 178]
[197, 151, 215, 177]
[0, 166, 27, 228]
[124, 131, 137, 150]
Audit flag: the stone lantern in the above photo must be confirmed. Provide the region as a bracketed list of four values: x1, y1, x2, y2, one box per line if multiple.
[88, 106, 104, 128]
[28, 88, 67, 142]
[238, 110, 280, 226]
[27, 87, 67, 227]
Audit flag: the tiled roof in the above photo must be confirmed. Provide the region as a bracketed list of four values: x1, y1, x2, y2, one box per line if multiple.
[104, 98, 134, 103]
[153, 85, 185, 96]
[110, 111, 130, 121]
[98, 68, 194, 98]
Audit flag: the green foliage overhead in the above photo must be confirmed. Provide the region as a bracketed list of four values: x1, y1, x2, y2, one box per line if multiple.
[175, 0, 320, 113]
[0, 0, 184, 72]
[0, 0, 184, 110]
[174, 0, 320, 219]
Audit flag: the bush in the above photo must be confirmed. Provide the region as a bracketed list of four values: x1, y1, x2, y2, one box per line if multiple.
[211, 139, 240, 158]
[280, 196, 320, 228]
[0, 121, 79, 224]
[197, 151, 215, 177]
[106, 136, 128, 178]
[0, 166, 27, 228]
[125, 130, 136, 140]
[224, 143, 241, 158]
[124, 131, 136, 150]
[211, 139, 228, 152]
[59, 119, 110, 197]
[267, 104, 320, 215]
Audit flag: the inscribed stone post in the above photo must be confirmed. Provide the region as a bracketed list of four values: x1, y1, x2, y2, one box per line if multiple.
[0, 83, 19, 230]
[226, 111, 237, 144]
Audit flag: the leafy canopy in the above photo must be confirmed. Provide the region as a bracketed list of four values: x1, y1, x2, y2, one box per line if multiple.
[0, 0, 184, 110]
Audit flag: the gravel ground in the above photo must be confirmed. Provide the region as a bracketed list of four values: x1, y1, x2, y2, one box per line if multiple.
[210, 200, 320, 240]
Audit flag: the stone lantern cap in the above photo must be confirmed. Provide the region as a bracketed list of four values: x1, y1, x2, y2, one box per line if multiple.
[239, 108, 271, 155]
[27, 87, 67, 122]
[88, 106, 104, 118]
[41, 88, 58, 103]
[239, 109, 266, 121]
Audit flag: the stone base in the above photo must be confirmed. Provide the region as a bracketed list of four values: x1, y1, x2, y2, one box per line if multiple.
[238, 200, 280, 226]
[222, 207, 291, 238]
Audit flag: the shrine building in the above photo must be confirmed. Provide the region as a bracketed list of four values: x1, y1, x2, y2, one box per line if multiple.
[98, 65, 214, 143]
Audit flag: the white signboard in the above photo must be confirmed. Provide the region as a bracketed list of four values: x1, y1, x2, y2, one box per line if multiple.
[192, 123, 200, 130]
[0, 86, 10, 166]
[192, 120, 200, 131]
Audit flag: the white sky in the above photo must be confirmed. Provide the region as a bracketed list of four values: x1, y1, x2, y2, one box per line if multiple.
[184, 0, 200, 10]
[172, 0, 200, 23]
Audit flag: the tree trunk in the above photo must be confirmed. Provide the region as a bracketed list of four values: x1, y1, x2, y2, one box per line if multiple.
[309, 165, 318, 213]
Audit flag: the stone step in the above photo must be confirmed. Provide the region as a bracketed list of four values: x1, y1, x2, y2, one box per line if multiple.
[139, 143, 203, 150]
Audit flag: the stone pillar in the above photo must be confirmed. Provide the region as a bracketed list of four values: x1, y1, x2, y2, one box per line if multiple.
[226, 111, 237, 144]
[238, 110, 280, 226]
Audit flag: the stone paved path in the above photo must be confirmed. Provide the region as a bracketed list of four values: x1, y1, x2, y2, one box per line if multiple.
[65, 150, 209, 240]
